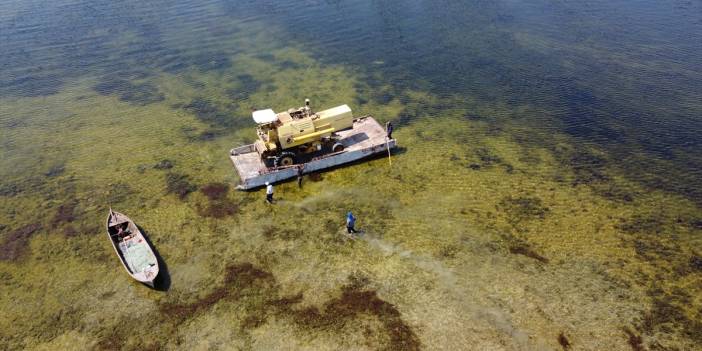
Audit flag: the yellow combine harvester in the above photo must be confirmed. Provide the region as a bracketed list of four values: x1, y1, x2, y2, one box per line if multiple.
[253, 99, 354, 167]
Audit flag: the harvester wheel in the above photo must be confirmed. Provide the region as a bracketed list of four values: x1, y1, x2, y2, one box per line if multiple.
[275, 152, 296, 167]
[332, 143, 345, 153]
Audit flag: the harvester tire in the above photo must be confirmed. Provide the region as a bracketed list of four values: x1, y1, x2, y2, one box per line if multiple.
[275, 152, 296, 167]
[332, 143, 345, 153]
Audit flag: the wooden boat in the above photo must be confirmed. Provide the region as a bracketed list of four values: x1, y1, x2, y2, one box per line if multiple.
[106, 209, 159, 287]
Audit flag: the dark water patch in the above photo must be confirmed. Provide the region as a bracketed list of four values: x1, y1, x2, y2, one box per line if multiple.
[261, 225, 303, 241]
[95, 331, 162, 351]
[196, 130, 219, 141]
[559, 87, 626, 144]
[0, 182, 24, 197]
[618, 216, 664, 236]
[165, 172, 197, 199]
[278, 276, 421, 351]
[509, 243, 549, 264]
[179, 125, 225, 142]
[93, 78, 129, 95]
[62, 226, 78, 237]
[158, 263, 275, 323]
[562, 149, 609, 186]
[372, 91, 395, 105]
[160, 61, 189, 74]
[226, 74, 262, 102]
[152, 49, 188, 74]
[463, 113, 486, 121]
[183, 98, 236, 129]
[631, 239, 679, 264]
[464, 147, 513, 172]
[672, 253, 702, 277]
[640, 142, 675, 163]
[44, 164, 65, 178]
[307, 172, 324, 182]
[476, 148, 501, 166]
[394, 98, 446, 127]
[437, 244, 460, 259]
[499, 196, 549, 226]
[558, 332, 571, 350]
[355, 96, 369, 106]
[153, 159, 174, 170]
[622, 328, 644, 351]
[95, 330, 123, 350]
[278, 60, 301, 70]
[119, 82, 164, 106]
[640, 290, 702, 344]
[51, 199, 78, 226]
[104, 183, 133, 205]
[0, 72, 64, 98]
[190, 52, 232, 72]
[0, 223, 42, 261]
[593, 183, 636, 203]
[196, 199, 238, 219]
[200, 183, 229, 200]
[255, 54, 275, 62]
[93, 78, 164, 106]
[690, 255, 702, 272]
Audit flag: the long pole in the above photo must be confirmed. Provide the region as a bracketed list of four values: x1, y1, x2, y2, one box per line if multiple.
[386, 137, 392, 166]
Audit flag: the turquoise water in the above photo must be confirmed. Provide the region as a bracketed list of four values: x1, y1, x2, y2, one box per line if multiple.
[1, 0, 701, 350]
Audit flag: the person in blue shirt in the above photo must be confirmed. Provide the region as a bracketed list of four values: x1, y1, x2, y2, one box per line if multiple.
[346, 212, 358, 234]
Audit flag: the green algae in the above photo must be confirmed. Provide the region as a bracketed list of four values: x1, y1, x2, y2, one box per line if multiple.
[0, 3, 701, 351]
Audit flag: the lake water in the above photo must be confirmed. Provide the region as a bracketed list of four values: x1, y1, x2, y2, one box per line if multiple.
[1, 0, 701, 350]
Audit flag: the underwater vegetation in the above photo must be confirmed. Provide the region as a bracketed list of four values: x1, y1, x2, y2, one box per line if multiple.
[196, 183, 239, 218]
[0, 223, 41, 261]
[499, 196, 549, 226]
[182, 98, 236, 128]
[557, 332, 571, 350]
[93, 77, 165, 106]
[153, 159, 174, 170]
[165, 172, 197, 199]
[93, 263, 419, 351]
[226, 74, 262, 102]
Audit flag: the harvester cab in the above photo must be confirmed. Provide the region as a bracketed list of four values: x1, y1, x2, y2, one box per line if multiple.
[252, 99, 354, 168]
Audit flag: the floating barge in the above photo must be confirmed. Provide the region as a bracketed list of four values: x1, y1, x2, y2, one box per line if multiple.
[229, 116, 396, 190]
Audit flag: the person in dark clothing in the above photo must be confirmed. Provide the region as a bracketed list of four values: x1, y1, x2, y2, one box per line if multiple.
[346, 212, 358, 234]
[297, 165, 304, 188]
[386, 121, 394, 139]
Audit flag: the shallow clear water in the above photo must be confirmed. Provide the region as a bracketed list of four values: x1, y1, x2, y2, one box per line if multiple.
[1, 0, 701, 350]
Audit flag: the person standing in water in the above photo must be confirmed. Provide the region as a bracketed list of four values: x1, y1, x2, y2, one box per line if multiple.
[386, 121, 394, 139]
[346, 212, 358, 234]
[297, 165, 304, 188]
[265, 182, 274, 203]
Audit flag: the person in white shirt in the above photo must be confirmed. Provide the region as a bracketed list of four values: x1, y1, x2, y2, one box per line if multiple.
[266, 182, 274, 203]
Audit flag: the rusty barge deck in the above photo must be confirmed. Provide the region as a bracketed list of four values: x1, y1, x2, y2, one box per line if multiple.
[229, 116, 396, 190]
